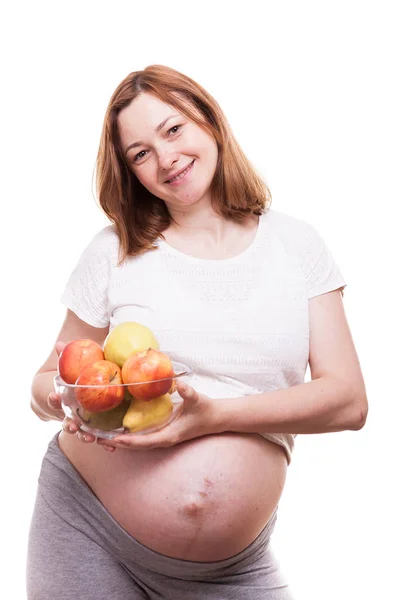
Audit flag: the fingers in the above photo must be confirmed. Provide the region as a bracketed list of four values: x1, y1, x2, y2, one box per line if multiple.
[62, 418, 79, 435]
[76, 430, 96, 444]
[48, 391, 62, 410]
[177, 380, 198, 403]
[62, 418, 96, 444]
[60, 413, 113, 449]
[47, 392, 65, 421]
[96, 439, 116, 452]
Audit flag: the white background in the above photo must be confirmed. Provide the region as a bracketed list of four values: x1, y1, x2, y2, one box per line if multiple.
[1, 1, 399, 598]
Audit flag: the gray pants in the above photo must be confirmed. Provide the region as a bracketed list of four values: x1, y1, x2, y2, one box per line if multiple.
[27, 434, 294, 599]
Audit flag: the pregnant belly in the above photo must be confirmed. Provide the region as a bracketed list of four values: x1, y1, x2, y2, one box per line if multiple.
[58, 431, 287, 561]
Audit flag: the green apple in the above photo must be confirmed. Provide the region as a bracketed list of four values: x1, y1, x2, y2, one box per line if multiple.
[78, 398, 130, 431]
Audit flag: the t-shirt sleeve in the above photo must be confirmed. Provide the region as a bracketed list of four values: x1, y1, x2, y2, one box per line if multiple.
[298, 220, 347, 299]
[60, 228, 116, 328]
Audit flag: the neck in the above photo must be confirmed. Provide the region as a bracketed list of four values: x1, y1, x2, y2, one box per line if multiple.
[166, 198, 229, 242]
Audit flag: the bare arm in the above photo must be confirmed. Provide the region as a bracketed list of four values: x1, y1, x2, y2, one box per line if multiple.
[31, 309, 109, 421]
[214, 290, 368, 434]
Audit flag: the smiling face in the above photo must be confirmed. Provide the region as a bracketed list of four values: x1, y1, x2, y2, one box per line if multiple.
[117, 92, 219, 211]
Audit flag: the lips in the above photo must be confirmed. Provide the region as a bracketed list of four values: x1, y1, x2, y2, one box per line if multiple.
[165, 160, 195, 183]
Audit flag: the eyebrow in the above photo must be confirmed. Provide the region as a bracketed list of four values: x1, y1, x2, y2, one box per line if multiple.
[124, 114, 181, 155]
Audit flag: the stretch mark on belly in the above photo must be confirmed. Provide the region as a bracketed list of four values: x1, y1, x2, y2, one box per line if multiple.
[199, 476, 214, 499]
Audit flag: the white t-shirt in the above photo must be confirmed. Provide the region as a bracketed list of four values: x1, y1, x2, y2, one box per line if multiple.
[61, 209, 346, 464]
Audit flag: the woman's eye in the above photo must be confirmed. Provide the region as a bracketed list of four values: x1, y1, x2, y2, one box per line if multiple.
[168, 124, 182, 136]
[133, 150, 147, 163]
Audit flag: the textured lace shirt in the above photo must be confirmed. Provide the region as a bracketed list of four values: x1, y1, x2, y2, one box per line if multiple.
[61, 209, 346, 464]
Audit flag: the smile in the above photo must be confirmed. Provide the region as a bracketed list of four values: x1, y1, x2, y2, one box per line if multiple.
[166, 160, 195, 184]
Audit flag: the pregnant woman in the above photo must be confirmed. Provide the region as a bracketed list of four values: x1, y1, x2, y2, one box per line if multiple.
[28, 65, 368, 599]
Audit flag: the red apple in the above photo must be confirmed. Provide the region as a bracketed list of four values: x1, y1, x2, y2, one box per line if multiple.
[75, 360, 125, 412]
[58, 339, 104, 384]
[121, 349, 174, 401]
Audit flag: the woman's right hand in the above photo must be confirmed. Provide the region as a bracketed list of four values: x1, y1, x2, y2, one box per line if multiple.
[48, 341, 96, 445]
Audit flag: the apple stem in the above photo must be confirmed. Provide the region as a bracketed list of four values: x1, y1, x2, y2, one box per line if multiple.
[110, 371, 119, 383]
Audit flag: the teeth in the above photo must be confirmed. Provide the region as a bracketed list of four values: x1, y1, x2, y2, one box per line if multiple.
[168, 162, 192, 183]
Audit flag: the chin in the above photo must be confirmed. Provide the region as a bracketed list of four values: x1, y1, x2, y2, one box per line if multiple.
[171, 184, 213, 208]
[167, 196, 207, 210]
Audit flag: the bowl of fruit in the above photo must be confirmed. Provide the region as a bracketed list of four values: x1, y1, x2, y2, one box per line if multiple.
[54, 322, 193, 439]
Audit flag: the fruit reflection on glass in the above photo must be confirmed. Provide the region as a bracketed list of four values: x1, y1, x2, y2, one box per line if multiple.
[58, 339, 104, 384]
[55, 321, 191, 437]
[79, 399, 131, 431]
[121, 348, 174, 401]
[75, 360, 125, 412]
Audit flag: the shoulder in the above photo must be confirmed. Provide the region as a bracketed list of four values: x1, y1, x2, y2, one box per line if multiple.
[261, 208, 318, 236]
[81, 225, 120, 264]
[64, 226, 121, 281]
[261, 208, 324, 251]
[261, 208, 346, 296]
[88, 225, 119, 249]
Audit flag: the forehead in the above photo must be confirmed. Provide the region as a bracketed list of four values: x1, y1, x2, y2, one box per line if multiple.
[118, 93, 180, 139]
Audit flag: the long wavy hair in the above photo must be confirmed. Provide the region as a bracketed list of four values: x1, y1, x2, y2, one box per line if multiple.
[96, 64, 271, 263]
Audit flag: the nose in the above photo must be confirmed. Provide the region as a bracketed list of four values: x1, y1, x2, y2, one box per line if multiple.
[157, 146, 179, 171]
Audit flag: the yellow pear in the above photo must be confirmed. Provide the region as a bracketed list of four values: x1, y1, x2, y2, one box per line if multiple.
[122, 393, 173, 433]
[103, 322, 159, 367]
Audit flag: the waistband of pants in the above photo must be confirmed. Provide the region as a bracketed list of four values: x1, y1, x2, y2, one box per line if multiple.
[39, 433, 278, 580]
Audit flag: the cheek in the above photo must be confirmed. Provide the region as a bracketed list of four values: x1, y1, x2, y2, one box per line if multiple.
[201, 145, 218, 174]
[199, 137, 218, 164]
[132, 165, 155, 189]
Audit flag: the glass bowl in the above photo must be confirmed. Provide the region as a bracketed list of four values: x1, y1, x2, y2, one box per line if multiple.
[54, 361, 192, 439]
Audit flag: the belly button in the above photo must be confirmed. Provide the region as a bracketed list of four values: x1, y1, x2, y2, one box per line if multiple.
[181, 493, 207, 517]
[183, 502, 201, 517]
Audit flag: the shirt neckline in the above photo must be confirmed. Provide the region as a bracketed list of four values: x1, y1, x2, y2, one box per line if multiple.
[158, 212, 267, 265]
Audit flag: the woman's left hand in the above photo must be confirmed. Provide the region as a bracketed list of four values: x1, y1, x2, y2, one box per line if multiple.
[96, 381, 219, 452]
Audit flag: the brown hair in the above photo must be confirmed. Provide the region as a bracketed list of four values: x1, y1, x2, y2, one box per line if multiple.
[96, 64, 271, 263]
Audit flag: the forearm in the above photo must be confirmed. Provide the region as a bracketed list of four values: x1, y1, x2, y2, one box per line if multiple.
[215, 376, 368, 435]
[31, 370, 64, 422]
